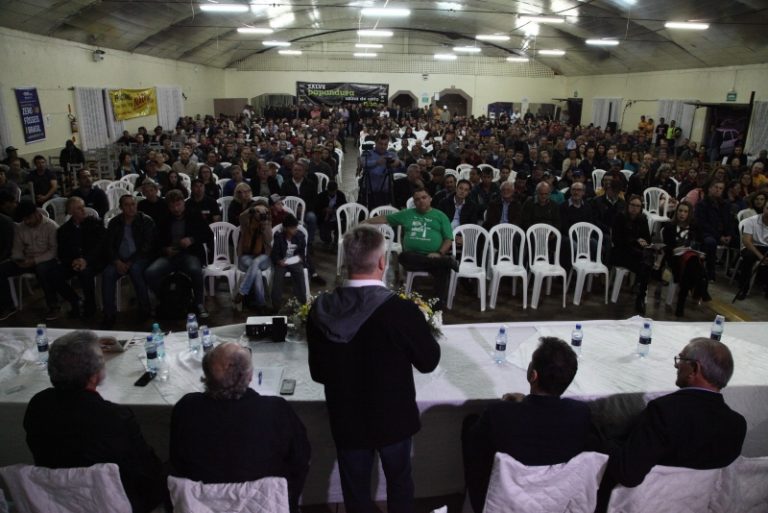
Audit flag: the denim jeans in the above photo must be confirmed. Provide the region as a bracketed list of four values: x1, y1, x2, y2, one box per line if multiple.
[270, 263, 307, 308]
[238, 253, 271, 305]
[304, 211, 318, 244]
[101, 258, 151, 316]
[145, 253, 205, 305]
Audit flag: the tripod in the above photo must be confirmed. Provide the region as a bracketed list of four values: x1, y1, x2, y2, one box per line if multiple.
[359, 149, 395, 209]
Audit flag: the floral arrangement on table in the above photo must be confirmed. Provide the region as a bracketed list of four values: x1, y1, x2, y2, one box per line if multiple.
[396, 288, 443, 338]
[285, 294, 318, 336]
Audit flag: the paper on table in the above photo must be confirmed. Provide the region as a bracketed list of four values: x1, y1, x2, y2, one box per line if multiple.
[249, 367, 284, 396]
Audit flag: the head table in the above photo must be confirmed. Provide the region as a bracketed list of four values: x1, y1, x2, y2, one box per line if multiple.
[1, 317, 766, 504]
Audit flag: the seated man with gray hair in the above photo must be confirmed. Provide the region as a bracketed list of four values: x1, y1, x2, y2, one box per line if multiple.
[23, 330, 166, 513]
[170, 342, 310, 513]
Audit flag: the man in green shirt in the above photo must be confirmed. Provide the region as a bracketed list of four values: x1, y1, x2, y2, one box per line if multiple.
[367, 187, 456, 307]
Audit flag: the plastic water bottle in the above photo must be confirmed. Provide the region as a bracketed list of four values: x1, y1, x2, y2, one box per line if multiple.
[637, 321, 652, 357]
[201, 326, 213, 354]
[145, 335, 158, 372]
[571, 323, 583, 357]
[187, 314, 200, 353]
[36, 324, 49, 364]
[152, 323, 166, 359]
[493, 325, 508, 364]
[710, 315, 725, 341]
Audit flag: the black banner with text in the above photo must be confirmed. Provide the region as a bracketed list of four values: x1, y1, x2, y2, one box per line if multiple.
[296, 82, 388, 106]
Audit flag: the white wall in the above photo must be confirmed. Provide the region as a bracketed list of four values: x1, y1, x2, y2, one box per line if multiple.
[224, 70, 568, 118]
[0, 27, 223, 161]
[567, 63, 768, 144]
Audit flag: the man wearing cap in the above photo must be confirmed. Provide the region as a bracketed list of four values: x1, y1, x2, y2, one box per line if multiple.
[70, 168, 109, 218]
[186, 179, 221, 224]
[0, 200, 82, 320]
[2, 146, 29, 169]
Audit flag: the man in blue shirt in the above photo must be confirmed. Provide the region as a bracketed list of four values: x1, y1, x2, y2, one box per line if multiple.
[359, 133, 401, 209]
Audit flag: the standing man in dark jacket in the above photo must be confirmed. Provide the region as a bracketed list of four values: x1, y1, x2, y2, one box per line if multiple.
[307, 226, 440, 513]
[101, 194, 156, 328]
[58, 197, 105, 317]
[145, 189, 214, 318]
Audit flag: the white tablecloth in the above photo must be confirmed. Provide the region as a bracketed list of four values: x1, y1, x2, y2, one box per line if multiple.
[1, 318, 766, 504]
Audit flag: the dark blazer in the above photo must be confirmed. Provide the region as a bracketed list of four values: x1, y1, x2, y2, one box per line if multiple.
[57, 216, 106, 270]
[24, 388, 166, 513]
[156, 210, 214, 264]
[70, 187, 109, 218]
[604, 388, 746, 487]
[271, 229, 307, 265]
[520, 197, 561, 230]
[695, 197, 736, 241]
[106, 212, 156, 263]
[483, 198, 523, 229]
[611, 212, 652, 268]
[280, 178, 318, 212]
[559, 200, 595, 234]
[438, 195, 480, 226]
[170, 389, 311, 513]
[464, 395, 593, 513]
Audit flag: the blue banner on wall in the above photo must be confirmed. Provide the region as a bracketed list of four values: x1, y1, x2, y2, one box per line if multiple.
[14, 87, 46, 144]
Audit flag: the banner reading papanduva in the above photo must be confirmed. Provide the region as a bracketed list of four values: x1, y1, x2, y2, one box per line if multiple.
[296, 82, 389, 106]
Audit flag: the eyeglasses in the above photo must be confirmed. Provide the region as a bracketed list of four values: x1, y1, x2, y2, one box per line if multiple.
[629, 203, 643, 208]
[674, 355, 697, 366]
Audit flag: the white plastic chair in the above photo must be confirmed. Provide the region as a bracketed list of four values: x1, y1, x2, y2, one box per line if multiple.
[568, 222, 609, 305]
[109, 180, 133, 194]
[167, 475, 289, 513]
[93, 179, 112, 192]
[283, 196, 306, 222]
[526, 223, 567, 309]
[457, 163, 473, 173]
[736, 209, 755, 223]
[669, 176, 681, 197]
[106, 185, 131, 211]
[103, 207, 121, 228]
[178, 172, 192, 191]
[444, 169, 459, 180]
[216, 178, 231, 193]
[714, 456, 768, 513]
[729, 217, 759, 290]
[592, 169, 607, 190]
[446, 224, 489, 311]
[406, 197, 415, 209]
[643, 187, 671, 234]
[611, 267, 634, 303]
[488, 224, 528, 309]
[483, 452, 608, 513]
[42, 197, 68, 225]
[393, 172, 407, 181]
[203, 221, 237, 298]
[217, 196, 234, 223]
[0, 463, 133, 513]
[315, 172, 329, 193]
[119, 173, 140, 187]
[370, 205, 402, 255]
[220, 161, 232, 169]
[620, 169, 633, 182]
[375, 224, 395, 276]
[336, 202, 370, 276]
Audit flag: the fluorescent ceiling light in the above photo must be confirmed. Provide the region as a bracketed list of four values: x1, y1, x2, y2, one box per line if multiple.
[355, 43, 383, 48]
[475, 34, 510, 41]
[199, 3, 250, 13]
[357, 29, 394, 37]
[586, 39, 619, 46]
[269, 12, 295, 28]
[506, 56, 529, 62]
[434, 53, 457, 60]
[263, 40, 291, 47]
[538, 49, 565, 56]
[519, 15, 566, 24]
[237, 27, 274, 34]
[353, 52, 378, 57]
[437, 2, 463, 10]
[278, 49, 302, 55]
[361, 8, 411, 17]
[665, 21, 709, 30]
[453, 46, 481, 53]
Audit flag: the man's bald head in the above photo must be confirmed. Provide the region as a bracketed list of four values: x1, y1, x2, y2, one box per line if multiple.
[202, 342, 253, 400]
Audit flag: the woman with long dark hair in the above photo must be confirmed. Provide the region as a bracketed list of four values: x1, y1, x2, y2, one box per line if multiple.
[612, 194, 654, 314]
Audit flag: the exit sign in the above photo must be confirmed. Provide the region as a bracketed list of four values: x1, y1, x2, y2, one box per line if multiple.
[726, 91, 737, 102]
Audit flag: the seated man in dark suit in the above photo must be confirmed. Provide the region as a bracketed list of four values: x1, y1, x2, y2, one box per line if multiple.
[438, 178, 479, 228]
[170, 342, 310, 513]
[70, 168, 109, 218]
[24, 330, 166, 513]
[462, 337, 592, 513]
[483, 181, 522, 229]
[597, 337, 747, 511]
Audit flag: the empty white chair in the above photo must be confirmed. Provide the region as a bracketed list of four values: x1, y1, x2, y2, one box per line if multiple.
[526, 223, 567, 309]
[610, 267, 634, 303]
[119, 173, 140, 187]
[643, 187, 671, 234]
[620, 169, 633, 182]
[483, 452, 608, 513]
[568, 222, 609, 305]
[336, 202, 370, 275]
[41, 197, 68, 225]
[283, 196, 306, 223]
[315, 172, 329, 193]
[0, 463, 132, 513]
[167, 475, 289, 513]
[203, 222, 237, 298]
[217, 196, 234, 223]
[107, 185, 131, 211]
[488, 224, 528, 309]
[592, 169, 607, 190]
[178, 172, 192, 191]
[446, 224, 489, 311]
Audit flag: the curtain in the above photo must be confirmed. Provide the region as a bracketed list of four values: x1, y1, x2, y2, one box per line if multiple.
[657, 99, 696, 139]
[0, 84, 13, 160]
[592, 98, 622, 129]
[102, 89, 124, 142]
[745, 101, 768, 156]
[73, 87, 110, 151]
[156, 86, 184, 131]
[251, 94, 295, 115]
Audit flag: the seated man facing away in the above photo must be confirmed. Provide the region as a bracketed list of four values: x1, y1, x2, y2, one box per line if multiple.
[462, 337, 592, 513]
[170, 342, 310, 513]
[24, 330, 166, 513]
[597, 337, 747, 511]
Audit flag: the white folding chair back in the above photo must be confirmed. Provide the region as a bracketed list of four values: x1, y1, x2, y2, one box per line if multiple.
[375, 224, 395, 276]
[93, 179, 112, 192]
[406, 197, 415, 209]
[167, 475, 289, 513]
[736, 209, 755, 223]
[107, 185, 131, 210]
[714, 456, 768, 513]
[220, 161, 232, 169]
[178, 172, 192, 191]
[484, 452, 608, 513]
[283, 196, 306, 222]
[42, 197, 68, 225]
[526, 223, 567, 309]
[393, 172, 407, 181]
[370, 205, 402, 253]
[217, 196, 234, 223]
[643, 187, 671, 233]
[315, 172, 329, 193]
[620, 169, 633, 182]
[457, 163, 473, 173]
[336, 202, 370, 275]
[568, 222, 609, 305]
[217, 178, 231, 192]
[446, 224, 489, 311]
[109, 180, 133, 194]
[120, 174, 140, 187]
[669, 177, 681, 197]
[592, 169, 607, 190]
[444, 169, 459, 180]
[488, 224, 528, 309]
[204, 222, 237, 298]
[103, 208, 121, 228]
[0, 463, 132, 513]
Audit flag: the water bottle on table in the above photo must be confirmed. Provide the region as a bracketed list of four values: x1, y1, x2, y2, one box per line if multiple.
[710, 315, 725, 341]
[571, 323, 583, 357]
[637, 321, 652, 357]
[36, 324, 49, 365]
[201, 326, 214, 354]
[493, 325, 508, 364]
[187, 314, 200, 353]
[151, 323, 166, 359]
[145, 335, 158, 372]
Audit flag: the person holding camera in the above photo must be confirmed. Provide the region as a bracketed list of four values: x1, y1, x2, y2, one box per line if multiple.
[358, 133, 401, 209]
[235, 197, 273, 313]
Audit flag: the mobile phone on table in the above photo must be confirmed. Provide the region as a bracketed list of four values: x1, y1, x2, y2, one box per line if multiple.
[134, 371, 156, 387]
[280, 379, 296, 395]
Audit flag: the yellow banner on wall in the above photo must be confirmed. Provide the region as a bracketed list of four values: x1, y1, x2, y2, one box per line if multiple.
[109, 88, 157, 120]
